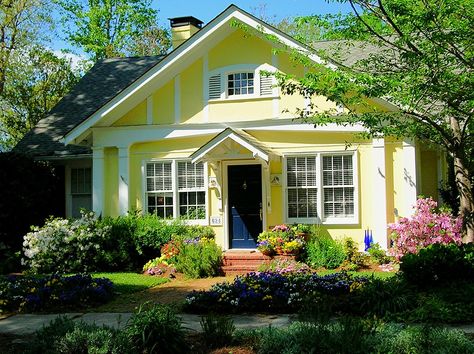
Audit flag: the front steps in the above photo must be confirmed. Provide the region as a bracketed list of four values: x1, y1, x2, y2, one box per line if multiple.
[220, 250, 272, 275]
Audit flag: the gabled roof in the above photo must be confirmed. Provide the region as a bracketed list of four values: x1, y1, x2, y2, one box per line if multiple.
[62, 4, 333, 146]
[14, 55, 164, 157]
[190, 128, 280, 163]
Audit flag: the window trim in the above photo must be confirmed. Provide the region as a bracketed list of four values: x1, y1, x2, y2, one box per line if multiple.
[283, 151, 359, 225]
[142, 159, 209, 225]
[65, 161, 93, 218]
[207, 63, 278, 102]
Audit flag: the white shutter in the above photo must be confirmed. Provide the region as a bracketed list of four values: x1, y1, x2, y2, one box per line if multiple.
[208, 74, 222, 99]
[260, 75, 273, 96]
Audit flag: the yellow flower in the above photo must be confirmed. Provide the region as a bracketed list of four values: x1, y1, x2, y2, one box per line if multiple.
[262, 295, 272, 301]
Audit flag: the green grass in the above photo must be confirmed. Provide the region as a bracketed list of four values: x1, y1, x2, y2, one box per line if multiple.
[92, 273, 169, 294]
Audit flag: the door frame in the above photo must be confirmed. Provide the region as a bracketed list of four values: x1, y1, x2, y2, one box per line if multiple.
[222, 160, 267, 250]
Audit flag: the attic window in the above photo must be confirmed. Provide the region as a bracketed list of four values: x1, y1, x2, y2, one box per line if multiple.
[227, 72, 254, 96]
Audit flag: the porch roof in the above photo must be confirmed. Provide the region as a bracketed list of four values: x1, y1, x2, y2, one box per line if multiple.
[190, 128, 280, 163]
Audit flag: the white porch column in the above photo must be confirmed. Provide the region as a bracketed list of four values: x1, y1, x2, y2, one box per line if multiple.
[372, 138, 388, 249]
[92, 147, 105, 215]
[118, 146, 130, 215]
[402, 139, 418, 216]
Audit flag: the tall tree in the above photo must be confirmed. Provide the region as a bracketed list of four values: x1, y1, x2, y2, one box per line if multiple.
[55, 0, 170, 61]
[127, 26, 171, 57]
[0, 46, 79, 148]
[274, 0, 474, 240]
[0, 0, 51, 95]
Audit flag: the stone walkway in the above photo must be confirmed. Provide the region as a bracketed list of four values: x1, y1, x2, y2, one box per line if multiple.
[0, 312, 294, 335]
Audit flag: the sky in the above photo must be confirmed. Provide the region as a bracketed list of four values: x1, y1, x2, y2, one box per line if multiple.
[153, 1, 351, 26]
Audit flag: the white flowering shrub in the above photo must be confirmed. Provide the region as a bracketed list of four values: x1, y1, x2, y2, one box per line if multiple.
[22, 211, 111, 273]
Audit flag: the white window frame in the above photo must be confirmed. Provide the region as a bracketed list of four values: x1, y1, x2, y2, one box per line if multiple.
[207, 63, 278, 102]
[65, 160, 93, 218]
[142, 159, 209, 225]
[283, 151, 358, 225]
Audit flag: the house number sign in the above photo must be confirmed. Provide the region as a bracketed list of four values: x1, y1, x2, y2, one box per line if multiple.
[210, 216, 222, 226]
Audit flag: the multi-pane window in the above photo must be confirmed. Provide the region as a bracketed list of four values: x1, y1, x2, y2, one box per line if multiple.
[286, 154, 356, 222]
[146, 161, 206, 220]
[146, 162, 173, 218]
[227, 72, 254, 96]
[70, 167, 92, 218]
[286, 156, 318, 219]
[178, 162, 205, 219]
[322, 155, 354, 218]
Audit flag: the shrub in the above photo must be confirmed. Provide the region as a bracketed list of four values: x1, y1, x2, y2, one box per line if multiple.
[400, 243, 474, 286]
[367, 243, 393, 265]
[125, 303, 187, 354]
[22, 211, 111, 273]
[27, 316, 129, 354]
[200, 314, 235, 349]
[132, 215, 188, 261]
[389, 197, 463, 260]
[0, 274, 114, 313]
[174, 238, 222, 278]
[305, 235, 346, 269]
[340, 238, 371, 271]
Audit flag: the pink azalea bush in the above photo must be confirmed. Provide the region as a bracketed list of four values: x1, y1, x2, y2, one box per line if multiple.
[389, 197, 463, 260]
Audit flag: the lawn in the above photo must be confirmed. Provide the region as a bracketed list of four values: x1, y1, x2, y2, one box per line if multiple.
[91, 272, 169, 294]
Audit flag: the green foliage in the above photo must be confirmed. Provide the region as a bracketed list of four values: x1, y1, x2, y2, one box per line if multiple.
[174, 239, 222, 278]
[240, 319, 474, 354]
[55, 0, 169, 61]
[27, 316, 129, 354]
[400, 243, 474, 286]
[1, 46, 79, 148]
[274, 0, 474, 236]
[132, 215, 188, 261]
[367, 243, 392, 265]
[350, 275, 415, 317]
[125, 303, 187, 354]
[305, 235, 346, 269]
[200, 314, 235, 349]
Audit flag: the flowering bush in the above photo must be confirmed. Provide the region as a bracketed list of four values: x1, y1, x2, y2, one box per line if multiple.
[142, 256, 177, 276]
[22, 211, 111, 273]
[389, 198, 463, 259]
[185, 271, 367, 313]
[0, 274, 114, 313]
[257, 224, 306, 256]
[257, 258, 311, 274]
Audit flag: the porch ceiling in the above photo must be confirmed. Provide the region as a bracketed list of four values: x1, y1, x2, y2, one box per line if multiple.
[190, 128, 280, 163]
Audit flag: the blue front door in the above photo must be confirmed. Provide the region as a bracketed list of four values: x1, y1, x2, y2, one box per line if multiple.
[228, 165, 262, 248]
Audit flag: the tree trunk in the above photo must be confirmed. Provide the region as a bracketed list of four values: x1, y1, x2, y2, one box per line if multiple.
[453, 155, 474, 242]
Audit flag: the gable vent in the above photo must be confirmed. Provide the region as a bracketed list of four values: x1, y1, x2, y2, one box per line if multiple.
[208, 74, 222, 99]
[260, 75, 273, 96]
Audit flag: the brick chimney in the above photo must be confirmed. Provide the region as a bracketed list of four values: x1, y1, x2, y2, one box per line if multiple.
[169, 16, 203, 49]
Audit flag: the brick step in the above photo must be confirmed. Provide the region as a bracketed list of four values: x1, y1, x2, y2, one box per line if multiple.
[222, 259, 270, 266]
[222, 252, 271, 260]
[220, 265, 263, 276]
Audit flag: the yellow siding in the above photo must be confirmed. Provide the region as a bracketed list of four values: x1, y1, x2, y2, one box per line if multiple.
[420, 149, 439, 201]
[181, 58, 203, 123]
[153, 80, 174, 124]
[208, 98, 273, 122]
[208, 29, 272, 70]
[104, 147, 119, 216]
[113, 100, 146, 126]
[391, 141, 405, 217]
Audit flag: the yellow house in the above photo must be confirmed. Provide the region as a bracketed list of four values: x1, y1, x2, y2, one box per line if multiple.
[15, 5, 444, 250]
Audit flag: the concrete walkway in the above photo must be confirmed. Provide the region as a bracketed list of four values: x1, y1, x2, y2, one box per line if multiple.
[0, 313, 294, 335]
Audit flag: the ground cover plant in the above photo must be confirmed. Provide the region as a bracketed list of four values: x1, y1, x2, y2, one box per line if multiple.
[0, 274, 113, 313]
[185, 271, 367, 313]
